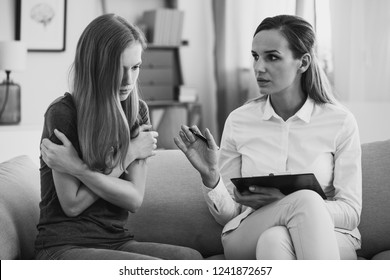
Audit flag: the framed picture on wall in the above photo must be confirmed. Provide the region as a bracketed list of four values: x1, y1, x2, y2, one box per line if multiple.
[15, 0, 67, 52]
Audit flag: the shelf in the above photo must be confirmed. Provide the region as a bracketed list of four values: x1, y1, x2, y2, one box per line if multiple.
[147, 41, 188, 49]
[147, 100, 199, 106]
[139, 46, 183, 101]
[147, 101, 202, 149]
[0, 123, 42, 132]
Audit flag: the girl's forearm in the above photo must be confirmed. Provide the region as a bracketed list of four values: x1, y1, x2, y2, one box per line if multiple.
[52, 171, 99, 217]
[107, 143, 140, 177]
[72, 160, 147, 212]
[108, 152, 137, 177]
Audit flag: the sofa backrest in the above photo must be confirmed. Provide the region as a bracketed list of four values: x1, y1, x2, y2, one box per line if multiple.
[2, 139, 389, 260]
[126, 150, 224, 258]
[357, 140, 390, 259]
[0, 156, 40, 259]
[0, 152, 223, 259]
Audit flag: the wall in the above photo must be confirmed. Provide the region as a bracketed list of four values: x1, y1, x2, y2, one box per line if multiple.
[0, 0, 101, 127]
[329, 0, 390, 143]
[0, 0, 103, 163]
[0, 0, 217, 135]
[342, 102, 390, 144]
[177, 0, 218, 137]
[0, 0, 388, 163]
[0, 0, 218, 162]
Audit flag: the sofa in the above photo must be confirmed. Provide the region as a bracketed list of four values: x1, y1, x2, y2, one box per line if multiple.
[1, 140, 389, 260]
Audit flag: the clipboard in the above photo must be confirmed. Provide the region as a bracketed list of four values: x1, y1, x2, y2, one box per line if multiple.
[230, 173, 327, 199]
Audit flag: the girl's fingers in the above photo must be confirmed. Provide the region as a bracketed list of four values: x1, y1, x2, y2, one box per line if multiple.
[40, 143, 48, 154]
[54, 129, 71, 146]
[41, 138, 52, 149]
[140, 124, 152, 131]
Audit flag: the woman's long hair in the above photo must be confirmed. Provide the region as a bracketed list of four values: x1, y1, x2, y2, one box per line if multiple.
[70, 14, 146, 174]
[252, 14, 335, 104]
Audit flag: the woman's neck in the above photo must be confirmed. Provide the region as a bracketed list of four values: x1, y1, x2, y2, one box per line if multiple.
[269, 90, 307, 121]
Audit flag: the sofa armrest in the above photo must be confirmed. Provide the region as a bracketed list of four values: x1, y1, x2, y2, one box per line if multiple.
[357, 140, 390, 259]
[0, 156, 40, 259]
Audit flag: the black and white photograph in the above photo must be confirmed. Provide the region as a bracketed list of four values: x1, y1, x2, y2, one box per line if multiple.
[0, 0, 389, 279]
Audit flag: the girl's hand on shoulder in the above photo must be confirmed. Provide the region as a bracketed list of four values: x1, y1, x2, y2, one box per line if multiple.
[234, 186, 285, 210]
[174, 125, 219, 188]
[40, 129, 84, 175]
[130, 124, 158, 160]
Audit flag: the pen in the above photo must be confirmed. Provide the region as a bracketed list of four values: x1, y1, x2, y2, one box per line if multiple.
[189, 127, 208, 144]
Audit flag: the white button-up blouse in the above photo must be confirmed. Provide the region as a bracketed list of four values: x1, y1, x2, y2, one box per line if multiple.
[202, 97, 362, 242]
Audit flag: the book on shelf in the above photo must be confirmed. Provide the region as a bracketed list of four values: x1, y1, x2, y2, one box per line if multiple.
[142, 9, 185, 46]
[143, 10, 162, 44]
[178, 86, 198, 103]
[175, 10, 184, 46]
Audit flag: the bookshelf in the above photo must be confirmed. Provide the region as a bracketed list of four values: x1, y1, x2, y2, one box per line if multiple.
[142, 9, 184, 46]
[138, 8, 202, 149]
[138, 44, 201, 149]
[139, 45, 182, 101]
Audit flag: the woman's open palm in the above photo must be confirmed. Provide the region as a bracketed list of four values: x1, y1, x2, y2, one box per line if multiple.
[174, 125, 220, 188]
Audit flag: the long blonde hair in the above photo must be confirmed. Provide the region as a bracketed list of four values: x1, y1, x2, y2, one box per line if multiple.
[70, 14, 146, 174]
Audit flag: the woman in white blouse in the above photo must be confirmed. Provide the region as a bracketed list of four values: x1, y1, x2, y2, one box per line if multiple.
[174, 14, 362, 260]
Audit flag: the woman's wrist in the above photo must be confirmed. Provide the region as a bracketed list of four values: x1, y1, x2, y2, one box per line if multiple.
[202, 173, 220, 189]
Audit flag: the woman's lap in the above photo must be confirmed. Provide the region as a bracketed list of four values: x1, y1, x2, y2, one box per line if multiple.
[222, 190, 356, 259]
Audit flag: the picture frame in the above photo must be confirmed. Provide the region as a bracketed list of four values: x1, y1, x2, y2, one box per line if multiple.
[15, 0, 67, 52]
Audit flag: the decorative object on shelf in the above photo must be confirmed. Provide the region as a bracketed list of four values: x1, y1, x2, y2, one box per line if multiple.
[0, 41, 27, 125]
[178, 86, 198, 102]
[15, 0, 67, 52]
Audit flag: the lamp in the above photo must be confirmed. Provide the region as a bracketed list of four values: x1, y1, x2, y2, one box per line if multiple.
[0, 41, 27, 125]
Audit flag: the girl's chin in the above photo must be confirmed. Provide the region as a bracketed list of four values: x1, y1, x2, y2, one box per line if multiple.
[119, 90, 132, 101]
[119, 94, 130, 101]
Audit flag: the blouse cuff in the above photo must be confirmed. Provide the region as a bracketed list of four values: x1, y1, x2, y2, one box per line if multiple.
[202, 176, 234, 213]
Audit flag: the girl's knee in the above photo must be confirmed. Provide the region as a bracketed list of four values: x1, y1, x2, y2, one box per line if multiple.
[172, 246, 203, 260]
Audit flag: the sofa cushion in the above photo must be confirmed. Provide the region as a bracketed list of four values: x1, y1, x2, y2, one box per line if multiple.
[371, 250, 390, 260]
[0, 156, 40, 259]
[372, 250, 390, 260]
[357, 140, 390, 259]
[127, 150, 224, 258]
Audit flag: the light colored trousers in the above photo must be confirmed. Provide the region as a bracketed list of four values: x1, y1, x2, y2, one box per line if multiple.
[222, 190, 359, 260]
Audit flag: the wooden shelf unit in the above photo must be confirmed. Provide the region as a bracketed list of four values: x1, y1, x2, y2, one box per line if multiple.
[139, 45, 183, 102]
